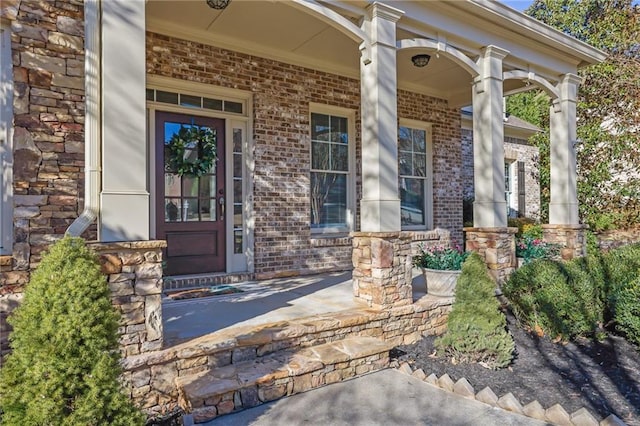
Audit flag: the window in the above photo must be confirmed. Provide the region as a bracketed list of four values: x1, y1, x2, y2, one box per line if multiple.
[310, 107, 354, 232]
[398, 122, 432, 229]
[505, 161, 517, 218]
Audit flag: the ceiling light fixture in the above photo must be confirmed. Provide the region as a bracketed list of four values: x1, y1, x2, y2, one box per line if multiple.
[206, 0, 231, 10]
[411, 54, 431, 68]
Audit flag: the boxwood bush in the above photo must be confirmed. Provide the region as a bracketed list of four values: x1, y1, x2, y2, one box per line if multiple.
[504, 259, 604, 340]
[504, 242, 640, 344]
[0, 236, 144, 425]
[436, 253, 514, 369]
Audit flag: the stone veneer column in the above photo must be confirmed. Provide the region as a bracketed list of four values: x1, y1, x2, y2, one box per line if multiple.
[542, 224, 586, 260]
[351, 232, 412, 308]
[464, 227, 517, 283]
[359, 2, 403, 232]
[98, 0, 149, 241]
[89, 240, 166, 356]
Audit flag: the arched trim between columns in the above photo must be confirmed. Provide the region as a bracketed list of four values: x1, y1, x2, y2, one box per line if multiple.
[503, 70, 559, 100]
[397, 38, 480, 78]
[286, 0, 366, 44]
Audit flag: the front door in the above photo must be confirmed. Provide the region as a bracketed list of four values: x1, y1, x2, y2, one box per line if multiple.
[156, 111, 226, 275]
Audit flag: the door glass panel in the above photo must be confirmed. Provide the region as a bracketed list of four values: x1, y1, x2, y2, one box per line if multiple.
[165, 198, 181, 222]
[234, 230, 243, 254]
[234, 180, 242, 201]
[233, 153, 242, 178]
[199, 174, 216, 198]
[234, 204, 242, 227]
[163, 120, 220, 224]
[200, 198, 216, 221]
[182, 176, 198, 197]
[183, 198, 199, 221]
[165, 174, 180, 197]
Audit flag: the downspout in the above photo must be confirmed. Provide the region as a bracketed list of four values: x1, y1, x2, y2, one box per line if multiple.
[67, 0, 101, 237]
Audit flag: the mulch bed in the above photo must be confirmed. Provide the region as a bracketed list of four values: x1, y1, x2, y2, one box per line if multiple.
[393, 313, 640, 425]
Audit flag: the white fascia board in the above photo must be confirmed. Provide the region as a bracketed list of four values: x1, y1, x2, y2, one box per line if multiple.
[465, 0, 607, 66]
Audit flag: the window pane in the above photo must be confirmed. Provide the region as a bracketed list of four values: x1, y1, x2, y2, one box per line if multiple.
[233, 128, 243, 152]
[183, 198, 199, 221]
[224, 101, 243, 114]
[331, 116, 348, 144]
[165, 198, 181, 222]
[233, 153, 242, 178]
[156, 90, 178, 104]
[200, 198, 216, 221]
[146, 89, 155, 101]
[413, 129, 426, 151]
[234, 230, 243, 254]
[199, 174, 215, 198]
[311, 141, 329, 170]
[234, 204, 243, 227]
[203, 97, 223, 111]
[310, 172, 347, 228]
[332, 144, 348, 171]
[180, 94, 201, 108]
[414, 153, 426, 177]
[311, 113, 329, 141]
[182, 176, 198, 197]
[164, 174, 180, 197]
[399, 127, 412, 151]
[234, 180, 242, 201]
[399, 152, 412, 176]
[400, 178, 425, 226]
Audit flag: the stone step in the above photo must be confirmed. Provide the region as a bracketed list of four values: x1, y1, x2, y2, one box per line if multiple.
[176, 336, 394, 423]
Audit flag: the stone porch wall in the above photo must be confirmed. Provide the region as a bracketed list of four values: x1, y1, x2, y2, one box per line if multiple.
[90, 241, 167, 357]
[120, 298, 453, 417]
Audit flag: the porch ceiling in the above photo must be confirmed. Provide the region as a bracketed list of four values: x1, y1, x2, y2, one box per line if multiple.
[146, 0, 527, 106]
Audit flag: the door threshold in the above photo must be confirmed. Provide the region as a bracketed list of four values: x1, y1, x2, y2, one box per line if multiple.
[163, 272, 254, 292]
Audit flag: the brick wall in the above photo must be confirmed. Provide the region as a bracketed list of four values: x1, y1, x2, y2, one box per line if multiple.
[462, 129, 540, 221]
[398, 91, 463, 244]
[147, 32, 464, 277]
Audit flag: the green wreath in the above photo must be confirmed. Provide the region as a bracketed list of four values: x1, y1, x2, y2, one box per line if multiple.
[165, 126, 217, 177]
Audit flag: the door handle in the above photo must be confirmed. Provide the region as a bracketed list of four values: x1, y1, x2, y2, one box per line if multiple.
[219, 196, 225, 218]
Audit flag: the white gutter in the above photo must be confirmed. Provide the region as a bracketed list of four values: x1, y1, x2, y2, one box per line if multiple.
[67, 0, 101, 237]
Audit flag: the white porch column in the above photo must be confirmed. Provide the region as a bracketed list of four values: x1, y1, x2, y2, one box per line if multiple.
[471, 46, 509, 228]
[359, 3, 403, 232]
[549, 73, 582, 225]
[100, 0, 149, 241]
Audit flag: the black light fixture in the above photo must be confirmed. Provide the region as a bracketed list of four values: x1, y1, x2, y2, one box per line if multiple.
[206, 0, 231, 9]
[411, 54, 431, 68]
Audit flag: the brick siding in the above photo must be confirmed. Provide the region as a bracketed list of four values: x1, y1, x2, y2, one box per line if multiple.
[147, 32, 463, 277]
[462, 129, 540, 221]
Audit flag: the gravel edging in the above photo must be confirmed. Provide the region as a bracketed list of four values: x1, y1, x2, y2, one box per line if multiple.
[391, 360, 627, 426]
[392, 314, 640, 425]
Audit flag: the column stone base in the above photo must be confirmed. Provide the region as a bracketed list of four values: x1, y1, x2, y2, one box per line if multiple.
[464, 227, 517, 284]
[351, 232, 412, 309]
[542, 224, 587, 260]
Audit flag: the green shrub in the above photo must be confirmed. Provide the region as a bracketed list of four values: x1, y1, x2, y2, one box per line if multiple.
[610, 276, 640, 346]
[503, 257, 605, 340]
[507, 217, 538, 238]
[0, 237, 144, 425]
[435, 253, 514, 369]
[602, 243, 640, 294]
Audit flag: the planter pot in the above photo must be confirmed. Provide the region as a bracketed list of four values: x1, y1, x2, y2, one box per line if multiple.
[421, 268, 461, 297]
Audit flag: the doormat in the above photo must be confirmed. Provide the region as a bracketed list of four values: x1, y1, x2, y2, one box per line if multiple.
[165, 284, 244, 301]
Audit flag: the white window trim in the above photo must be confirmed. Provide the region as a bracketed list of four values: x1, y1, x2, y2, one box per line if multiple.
[504, 159, 516, 218]
[309, 103, 356, 235]
[0, 22, 13, 255]
[399, 118, 433, 231]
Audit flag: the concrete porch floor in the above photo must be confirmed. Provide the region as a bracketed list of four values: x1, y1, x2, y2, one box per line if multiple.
[162, 270, 428, 346]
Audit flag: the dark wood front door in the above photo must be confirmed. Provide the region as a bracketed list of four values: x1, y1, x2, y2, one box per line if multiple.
[156, 112, 225, 276]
